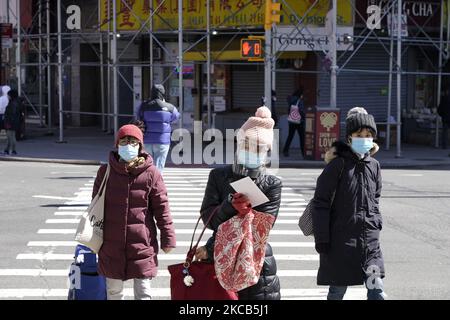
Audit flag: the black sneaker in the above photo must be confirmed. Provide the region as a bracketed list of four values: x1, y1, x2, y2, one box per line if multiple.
[3, 150, 9, 155]
[11, 151, 17, 155]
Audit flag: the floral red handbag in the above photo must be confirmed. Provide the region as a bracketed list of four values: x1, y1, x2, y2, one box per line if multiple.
[214, 210, 275, 292]
[167, 205, 238, 300]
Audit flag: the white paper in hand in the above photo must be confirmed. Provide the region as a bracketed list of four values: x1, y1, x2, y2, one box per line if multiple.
[229, 176, 270, 208]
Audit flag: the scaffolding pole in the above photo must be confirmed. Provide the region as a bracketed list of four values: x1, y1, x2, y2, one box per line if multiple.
[330, 0, 337, 109]
[207, 0, 211, 129]
[112, 0, 119, 134]
[46, 0, 51, 132]
[7, 0, 10, 22]
[265, 27, 272, 110]
[178, 0, 183, 133]
[396, 0, 402, 158]
[272, 25, 277, 111]
[38, 0, 44, 127]
[99, 0, 106, 131]
[16, 0, 21, 97]
[386, 1, 394, 150]
[57, 0, 64, 142]
[149, 0, 153, 89]
[106, 0, 111, 133]
[437, 0, 444, 148]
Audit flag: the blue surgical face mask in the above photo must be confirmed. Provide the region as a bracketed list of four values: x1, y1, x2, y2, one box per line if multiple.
[237, 150, 264, 169]
[351, 137, 374, 155]
[118, 144, 139, 162]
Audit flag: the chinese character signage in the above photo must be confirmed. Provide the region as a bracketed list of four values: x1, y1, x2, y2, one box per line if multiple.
[100, 0, 353, 31]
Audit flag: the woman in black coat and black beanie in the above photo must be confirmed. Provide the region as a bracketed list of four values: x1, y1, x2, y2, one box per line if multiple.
[312, 107, 386, 300]
[195, 106, 282, 300]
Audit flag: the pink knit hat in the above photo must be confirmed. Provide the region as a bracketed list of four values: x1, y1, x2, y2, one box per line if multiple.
[237, 106, 275, 150]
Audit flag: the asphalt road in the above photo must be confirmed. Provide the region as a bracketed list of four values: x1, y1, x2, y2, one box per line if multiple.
[0, 161, 449, 300]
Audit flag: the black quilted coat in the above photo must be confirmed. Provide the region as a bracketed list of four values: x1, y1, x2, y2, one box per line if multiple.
[312, 141, 385, 286]
[201, 165, 282, 300]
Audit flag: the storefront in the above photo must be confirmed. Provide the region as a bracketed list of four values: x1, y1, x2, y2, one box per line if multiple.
[355, 0, 444, 146]
[317, 43, 408, 144]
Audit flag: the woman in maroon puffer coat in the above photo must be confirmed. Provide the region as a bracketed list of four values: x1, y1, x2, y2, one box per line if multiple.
[92, 124, 176, 300]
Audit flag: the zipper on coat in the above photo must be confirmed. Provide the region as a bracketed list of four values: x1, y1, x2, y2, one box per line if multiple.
[123, 174, 132, 278]
[361, 160, 370, 275]
[357, 160, 368, 276]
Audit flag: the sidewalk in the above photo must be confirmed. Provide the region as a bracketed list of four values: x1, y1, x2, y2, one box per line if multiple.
[1, 122, 450, 169]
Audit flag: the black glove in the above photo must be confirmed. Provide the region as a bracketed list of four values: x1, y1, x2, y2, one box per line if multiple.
[315, 242, 330, 254]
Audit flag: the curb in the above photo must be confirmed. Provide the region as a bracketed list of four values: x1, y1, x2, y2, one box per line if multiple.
[1, 155, 450, 169]
[278, 161, 450, 169]
[0, 156, 104, 166]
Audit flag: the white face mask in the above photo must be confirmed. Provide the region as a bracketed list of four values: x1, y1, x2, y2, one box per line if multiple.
[118, 144, 139, 162]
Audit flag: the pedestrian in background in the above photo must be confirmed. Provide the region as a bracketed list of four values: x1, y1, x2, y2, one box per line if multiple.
[195, 106, 282, 300]
[312, 107, 386, 300]
[438, 90, 450, 150]
[138, 84, 180, 172]
[93, 124, 176, 300]
[0, 85, 11, 133]
[283, 88, 306, 158]
[3, 89, 23, 155]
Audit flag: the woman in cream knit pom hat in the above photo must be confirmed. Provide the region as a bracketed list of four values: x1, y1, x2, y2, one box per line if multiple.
[195, 106, 282, 300]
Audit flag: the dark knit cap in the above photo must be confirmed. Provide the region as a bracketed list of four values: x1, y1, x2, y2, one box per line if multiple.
[346, 112, 377, 137]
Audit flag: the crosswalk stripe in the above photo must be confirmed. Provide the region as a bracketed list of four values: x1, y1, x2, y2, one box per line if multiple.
[0, 269, 69, 276]
[36, 228, 302, 235]
[57, 207, 88, 210]
[50, 211, 302, 218]
[0, 269, 317, 277]
[168, 204, 307, 208]
[37, 229, 76, 234]
[166, 213, 302, 218]
[167, 207, 303, 212]
[27, 241, 78, 247]
[44, 218, 301, 225]
[45, 219, 80, 224]
[16, 253, 318, 261]
[0, 288, 366, 299]
[166, 193, 306, 197]
[26, 241, 314, 248]
[54, 212, 84, 216]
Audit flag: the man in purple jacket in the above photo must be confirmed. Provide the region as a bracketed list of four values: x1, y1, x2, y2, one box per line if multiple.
[138, 84, 180, 172]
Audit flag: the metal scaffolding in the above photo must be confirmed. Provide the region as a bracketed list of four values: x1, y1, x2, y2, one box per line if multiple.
[3, 0, 450, 156]
[273, 0, 450, 156]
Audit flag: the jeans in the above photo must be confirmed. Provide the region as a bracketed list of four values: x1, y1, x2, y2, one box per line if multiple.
[106, 278, 152, 300]
[283, 122, 305, 156]
[5, 130, 17, 153]
[145, 143, 170, 172]
[327, 277, 386, 300]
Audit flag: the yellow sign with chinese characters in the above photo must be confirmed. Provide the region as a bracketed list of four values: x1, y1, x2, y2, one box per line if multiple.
[100, 0, 353, 31]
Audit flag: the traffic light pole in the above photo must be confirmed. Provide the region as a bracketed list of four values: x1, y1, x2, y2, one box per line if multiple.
[330, 0, 337, 109]
[264, 0, 281, 111]
[264, 27, 272, 110]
